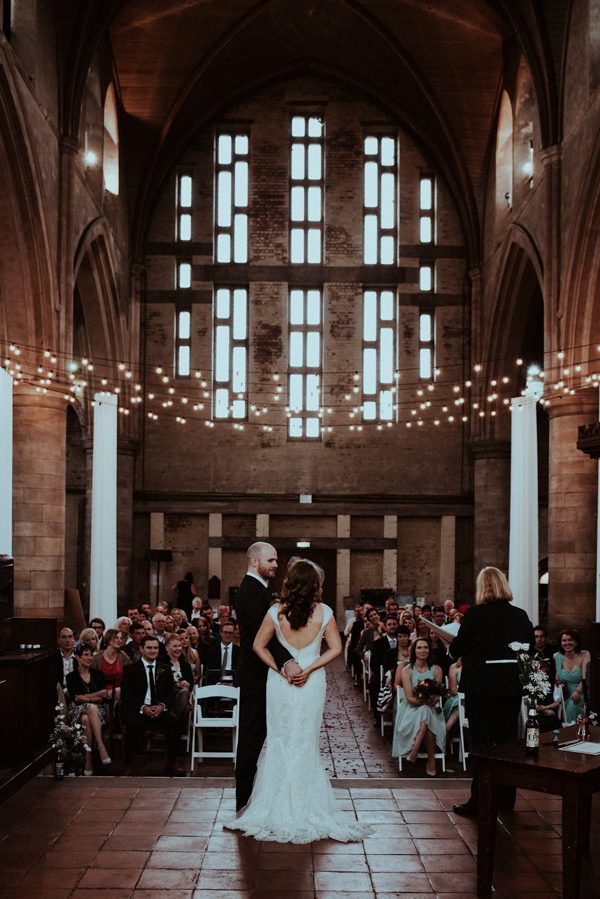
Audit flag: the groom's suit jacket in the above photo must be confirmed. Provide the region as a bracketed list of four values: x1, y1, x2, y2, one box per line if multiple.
[233, 574, 292, 689]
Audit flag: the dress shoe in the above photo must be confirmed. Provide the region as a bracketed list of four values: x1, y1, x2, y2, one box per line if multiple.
[165, 761, 186, 777]
[452, 801, 477, 818]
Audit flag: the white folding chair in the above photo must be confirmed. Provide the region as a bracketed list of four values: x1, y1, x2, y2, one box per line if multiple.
[457, 691, 469, 771]
[362, 651, 372, 707]
[396, 685, 446, 774]
[189, 684, 240, 772]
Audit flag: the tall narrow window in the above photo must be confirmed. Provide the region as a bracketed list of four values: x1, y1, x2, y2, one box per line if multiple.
[215, 133, 249, 263]
[103, 84, 119, 195]
[419, 312, 435, 380]
[175, 309, 192, 377]
[213, 287, 248, 419]
[288, 289, 322, 438]
[363, 135, 397, 265]
[289, 115, 324, 264]
[176, 170, 193, 241]
[419, 173, 435, 244]
[362, 289, 396, 421]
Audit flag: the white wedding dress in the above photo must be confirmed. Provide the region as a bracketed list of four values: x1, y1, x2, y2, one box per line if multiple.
[225, 603, 372, 843]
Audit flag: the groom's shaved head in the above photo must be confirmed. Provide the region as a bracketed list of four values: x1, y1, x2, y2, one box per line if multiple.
[247, 542, 278, 581]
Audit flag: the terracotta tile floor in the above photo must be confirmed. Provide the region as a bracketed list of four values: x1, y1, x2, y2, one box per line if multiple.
[1, 660, 599, 895]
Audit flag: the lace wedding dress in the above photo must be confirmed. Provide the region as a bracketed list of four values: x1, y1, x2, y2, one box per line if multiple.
[225, 603, 372, 843]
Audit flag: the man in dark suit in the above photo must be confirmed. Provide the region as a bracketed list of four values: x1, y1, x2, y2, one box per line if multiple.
[121, 634, 182, 775]
[205, 621, 240, 684]
[53, 626, 75, 689]
[233, 541, 301, 811]
[445, 567, 535, 817]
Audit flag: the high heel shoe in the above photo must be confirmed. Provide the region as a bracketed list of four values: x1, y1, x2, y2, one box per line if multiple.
[99, 747, 112, 766]
[426, 765, 436, 777]
[83, 768, 93, 776]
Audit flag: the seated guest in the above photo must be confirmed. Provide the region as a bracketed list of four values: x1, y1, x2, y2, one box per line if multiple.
[554, 629, 591, 723]
[202, 605, 221, 639]
[164, 615, 176, 634]
[195, 617, 217, 661]
[205, 621, 240, 684]
[432, 606, 446, 627]
[348, 604, 369, 683]
[430, 630, 451, 677]
[165, 632, 194, 728]
[218, 604, 234, 625]
[443, 599, 454, 623]
[420, 604, 433, 621]
[443, 658, 462, 734]
[127, 607, 142, 624]
[91, 628, 130, 699]
[356, 607, 384, 658]
[393, 625, 412, 671]
[89, 618, 106, 645]
[124, 621, 146, 663]
[77, 627, 99, 654]
[385, 600, 400, 621]
[399, 610, 415, 637]
[115, 616, 132, 645]
[66, 644, 111, 773]
[179, 628, 201, 683]
[190, 597, 204, 622]
[534, 625, 557, 675]
[171, 608, 188, 629]
[54, 626, 76, 688]
[121, 635, 181, 775]
[152, 612, 168, 644]
[139, 602, 153, 620]
[369, 616, 399, 724]
[141, 618, 154, 636]
[392, 637, 446, 776]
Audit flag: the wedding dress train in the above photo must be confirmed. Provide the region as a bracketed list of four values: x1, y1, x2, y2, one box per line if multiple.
[225, 603, 372, 843]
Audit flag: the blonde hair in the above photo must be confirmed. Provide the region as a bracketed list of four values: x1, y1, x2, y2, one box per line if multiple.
[475, 567, 513, 604]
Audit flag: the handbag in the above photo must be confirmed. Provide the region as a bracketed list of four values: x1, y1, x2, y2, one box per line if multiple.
[376, 679, 393, 713]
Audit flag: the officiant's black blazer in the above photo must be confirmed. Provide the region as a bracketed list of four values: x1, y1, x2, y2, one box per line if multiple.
[233, 574, 292, 688]
[449, 601, 534, 696]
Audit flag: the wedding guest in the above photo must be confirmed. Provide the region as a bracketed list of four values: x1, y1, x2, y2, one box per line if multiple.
[77, 627, 99, 653]
[172, 571, 198, 621]
[127, 607, 142, 624]
[400, 610, 415, 636]
[121, 635, 181, 775]
[66, 644, 111, 773]
[91, 628, 130, 698]
[139, 602, 153, 620]
[156, 601, 169, 614]
[395, 626, 412, 669]
[443, 599, 454, 623]
[190, 597, 204, 622]
[165, 633, 194, 729]
[179, 627, 201, 683]
[443, 566, 534, 817]
[54, 626, 76, 688]
[369, 616, 399, 724]
[356, 608, 384, 658]
[171, 608, 189, 629]
[152, 612, 168, 644]
[115, 616, 132, 645]
[433, 606, 446, 627]
[420, 604, 433, 621]
[205, 621, 240, 684]
[164, 615, 176, 634]
[124, 621, 146, 663]
[443, 658, 462, 734]
[392, 637, 445, 776]
[89, 618, 106, 643]
[194, 617, 216, 661]
[554, 629, 591, 723]
[202, 605, 221, 639]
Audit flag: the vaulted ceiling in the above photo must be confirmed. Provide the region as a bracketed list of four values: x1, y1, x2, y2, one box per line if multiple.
[56, 0, 571, 260]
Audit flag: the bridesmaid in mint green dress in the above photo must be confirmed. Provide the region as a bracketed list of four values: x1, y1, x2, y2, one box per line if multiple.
[392, 638, 445, 776]
[443, 659, 462, 734]
[554, 629, 590, 724]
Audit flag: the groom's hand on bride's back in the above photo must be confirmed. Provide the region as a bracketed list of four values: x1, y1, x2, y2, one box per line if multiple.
[282, 659, 303, 685]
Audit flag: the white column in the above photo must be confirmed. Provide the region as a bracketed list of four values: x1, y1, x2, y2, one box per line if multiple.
[90, 394, 117, 624]
[0, 370, 12, 556]
[509, 375, 543, 622]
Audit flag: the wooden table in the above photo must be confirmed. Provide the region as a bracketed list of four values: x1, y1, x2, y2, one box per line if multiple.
[474, 725, 600, 898]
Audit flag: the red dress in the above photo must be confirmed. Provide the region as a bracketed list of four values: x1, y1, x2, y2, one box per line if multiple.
[99, 653, 123, 689]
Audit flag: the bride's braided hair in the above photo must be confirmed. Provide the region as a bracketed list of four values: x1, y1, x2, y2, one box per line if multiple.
[281, 560, 321, 630]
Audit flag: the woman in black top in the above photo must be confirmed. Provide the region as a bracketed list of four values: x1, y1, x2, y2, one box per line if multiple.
[66, 644, 111, 773]
[443, 566, 534, 817]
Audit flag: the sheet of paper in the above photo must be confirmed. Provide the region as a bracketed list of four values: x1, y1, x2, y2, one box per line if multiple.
[561, 741, 600, 755]
[420, 617, 456, 641]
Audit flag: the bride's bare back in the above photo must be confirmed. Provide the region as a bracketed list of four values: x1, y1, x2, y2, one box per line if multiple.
[277, 603, 324, 650]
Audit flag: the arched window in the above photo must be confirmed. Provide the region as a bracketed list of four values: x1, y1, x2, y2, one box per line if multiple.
[495, 89, 513, 210]
[103, 83, 119, 195]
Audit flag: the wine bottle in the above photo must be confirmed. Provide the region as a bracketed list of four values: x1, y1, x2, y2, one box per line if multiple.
[525, 708, 540, 753]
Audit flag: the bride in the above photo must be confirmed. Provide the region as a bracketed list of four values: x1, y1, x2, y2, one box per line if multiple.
[225, 559, 372, 843]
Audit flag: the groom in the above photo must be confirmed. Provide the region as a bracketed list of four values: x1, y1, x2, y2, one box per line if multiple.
[233, 541, 302, 811]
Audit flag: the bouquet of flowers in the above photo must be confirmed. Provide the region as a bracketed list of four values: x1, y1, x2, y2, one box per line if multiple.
[49, 707, 90, 776]
[513, 647, 551, 704]
[413, 678, 446, 711]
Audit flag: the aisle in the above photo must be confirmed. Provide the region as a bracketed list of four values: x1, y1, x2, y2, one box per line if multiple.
[320, 656, 399, 778]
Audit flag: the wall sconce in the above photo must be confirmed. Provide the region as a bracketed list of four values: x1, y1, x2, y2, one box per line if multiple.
[504, 191, 512, 208]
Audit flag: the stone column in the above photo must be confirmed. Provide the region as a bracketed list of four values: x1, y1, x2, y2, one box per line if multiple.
[547, 392, 598, 631]
[208, 513, 223, 587]
[13, 388, 67, 618]
[439, 516, 456, 602]
[383, 515, 397, 592]
[117, 437, 138, 606]
[336, 514, 351, 628]
[471, 440, 511, 578]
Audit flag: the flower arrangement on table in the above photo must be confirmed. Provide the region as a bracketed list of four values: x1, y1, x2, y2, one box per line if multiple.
[49, 706, 90, 777]
[511, 642, 551, 705]
[413, 679, 447, 711]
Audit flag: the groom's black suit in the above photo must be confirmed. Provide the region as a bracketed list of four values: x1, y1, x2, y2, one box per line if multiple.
[233, 573, 293, 810]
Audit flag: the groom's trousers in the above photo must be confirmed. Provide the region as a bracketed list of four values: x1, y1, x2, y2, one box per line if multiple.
[236, 683, 267, 810]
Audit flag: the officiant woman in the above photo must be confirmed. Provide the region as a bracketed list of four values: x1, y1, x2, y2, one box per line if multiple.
[442, 566, 535, 818]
